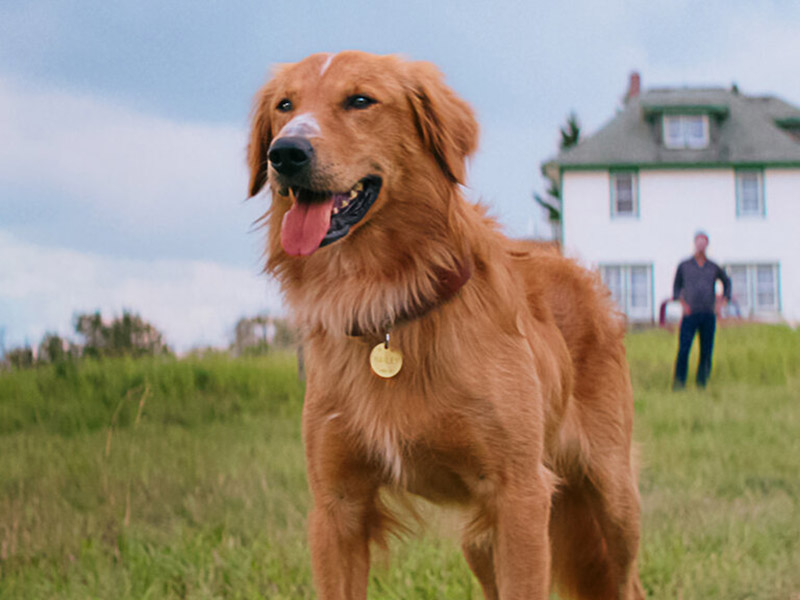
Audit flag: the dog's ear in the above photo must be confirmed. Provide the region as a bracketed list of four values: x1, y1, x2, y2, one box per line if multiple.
[405, 62, 479, 184]
[247, 80, 277, 197]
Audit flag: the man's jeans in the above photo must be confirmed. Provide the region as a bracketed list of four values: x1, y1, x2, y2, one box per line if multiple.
[673, 312, 716, 388]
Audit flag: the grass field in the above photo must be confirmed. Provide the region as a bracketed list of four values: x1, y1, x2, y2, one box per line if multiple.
[1, 325, 799, 599]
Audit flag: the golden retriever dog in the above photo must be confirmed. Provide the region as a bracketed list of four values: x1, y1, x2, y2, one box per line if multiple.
[247, 51, 644, 600]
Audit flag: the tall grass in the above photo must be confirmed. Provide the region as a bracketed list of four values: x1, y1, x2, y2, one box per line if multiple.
[1, 352, 308, 599]
[0, 325, 798, 599]
[0, 352, 304, 436]
[626, 323, 800, 391]
[626, 325, 800, 599]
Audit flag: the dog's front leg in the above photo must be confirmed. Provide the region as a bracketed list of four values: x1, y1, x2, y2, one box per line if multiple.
[308, 494, 373, 600]
[304, 408, 380, 599]
[492, 469, 554, 600]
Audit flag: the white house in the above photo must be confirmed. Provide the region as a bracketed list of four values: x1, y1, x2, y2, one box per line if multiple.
[544, 74, 800, 324]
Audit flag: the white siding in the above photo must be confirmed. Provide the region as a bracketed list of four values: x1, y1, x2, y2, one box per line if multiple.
[562, 168, 800, 323]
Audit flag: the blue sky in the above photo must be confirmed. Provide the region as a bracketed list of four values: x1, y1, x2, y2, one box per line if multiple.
[2, 0, 800, 351]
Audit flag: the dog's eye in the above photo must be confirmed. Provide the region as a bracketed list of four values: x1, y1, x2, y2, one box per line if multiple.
[345, 95, 377, 110]
[276, 98, 293, 112]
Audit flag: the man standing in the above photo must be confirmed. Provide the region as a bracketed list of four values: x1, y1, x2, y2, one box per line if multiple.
[672, 231, 732, 389]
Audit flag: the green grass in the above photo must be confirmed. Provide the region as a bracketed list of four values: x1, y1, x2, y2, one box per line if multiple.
[1, 325, 799, 599]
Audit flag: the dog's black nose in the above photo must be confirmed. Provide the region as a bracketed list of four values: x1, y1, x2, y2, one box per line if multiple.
[268, 137, 313, 177]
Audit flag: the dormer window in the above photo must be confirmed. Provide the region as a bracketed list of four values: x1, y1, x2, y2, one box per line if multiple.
[775, 117, 800, 143]
[663, 114, 709, 149]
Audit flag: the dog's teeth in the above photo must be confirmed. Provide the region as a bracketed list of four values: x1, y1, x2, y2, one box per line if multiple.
[341, 200, 349, 208]
[352, 182, 364, 193]
[349, 189, 358, 200]
[333, 208, 339, 215]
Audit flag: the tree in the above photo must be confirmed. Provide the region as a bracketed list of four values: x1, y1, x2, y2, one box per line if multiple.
[75, 312, 105, 358]
[232, 316, 269, 356]
[231, 315, 297, 356]
[38, 333, 71, 364]
[559, 112, 581, 151]
[534, 112, 581, 242]
[6, 346, 34, 370]
[74, 310, 170, 358]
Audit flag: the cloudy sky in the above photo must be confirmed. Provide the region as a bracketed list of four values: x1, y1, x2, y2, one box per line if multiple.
[2, 0, 799, 352]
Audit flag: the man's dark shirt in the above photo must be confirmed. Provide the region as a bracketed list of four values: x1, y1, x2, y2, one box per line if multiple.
[673, 257, 732, 315]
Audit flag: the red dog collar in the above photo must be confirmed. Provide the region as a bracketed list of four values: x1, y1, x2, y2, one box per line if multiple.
[347, 258, 472, 337]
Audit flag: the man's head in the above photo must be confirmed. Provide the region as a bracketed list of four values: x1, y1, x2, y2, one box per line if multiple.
[694, 230, 709, 254]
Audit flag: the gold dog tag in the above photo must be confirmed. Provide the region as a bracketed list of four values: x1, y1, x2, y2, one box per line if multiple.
[370, 334, 403, 378]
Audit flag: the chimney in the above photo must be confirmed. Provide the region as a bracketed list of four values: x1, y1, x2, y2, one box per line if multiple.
[626, 71, 641, 102]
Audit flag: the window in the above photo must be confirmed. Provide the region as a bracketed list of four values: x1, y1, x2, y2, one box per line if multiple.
[604, 266, 624, 308]
[736, 169, 765, 217]
[725, 263, 779, 316]
[610, 171, 638, 217]
[756, 265, 778, 310]
[629, 266, 650, 312]
[600, 264, 653, 321]
[728, 265, 749, 314]
[663, 114, 709, 149]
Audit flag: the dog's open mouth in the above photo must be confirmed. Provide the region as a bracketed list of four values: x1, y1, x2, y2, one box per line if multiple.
[280, 176, 382, 256]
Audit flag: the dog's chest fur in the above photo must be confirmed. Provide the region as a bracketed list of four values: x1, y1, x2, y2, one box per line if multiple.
[307, 325, 516, 504]
[342, 392, 486, 504]
[374, 424, 404, 484]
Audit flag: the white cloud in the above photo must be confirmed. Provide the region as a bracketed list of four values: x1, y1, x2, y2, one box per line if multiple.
[0, 76, 266, 274]
[0, 77, 281, 351]
[643, 13, 800, 103]
[0, 77, 251, 227]
[0, 232, 283, 353]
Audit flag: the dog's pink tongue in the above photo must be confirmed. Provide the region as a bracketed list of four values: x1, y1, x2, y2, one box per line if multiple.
[281, 198, 334, 256]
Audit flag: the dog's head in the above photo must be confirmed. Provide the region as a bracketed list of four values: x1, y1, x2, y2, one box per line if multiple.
[247, 51, 478, 257]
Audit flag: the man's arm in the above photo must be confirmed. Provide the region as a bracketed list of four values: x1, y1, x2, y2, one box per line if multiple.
[717, 264, 732, 301]
[673, 262, 690, 315]
[672, 262, 684, 301]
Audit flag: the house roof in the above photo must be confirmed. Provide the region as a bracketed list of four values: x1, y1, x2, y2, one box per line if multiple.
[544, 86, 800, 174]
